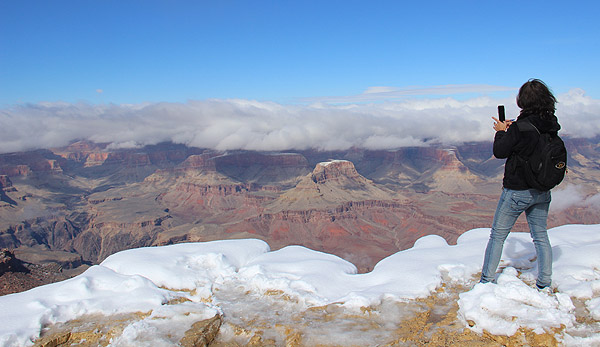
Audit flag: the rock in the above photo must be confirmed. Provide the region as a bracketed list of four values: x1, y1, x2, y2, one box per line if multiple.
[0, 175, 17, 205]
[0, 249, 28, 275]
[14, 245, 84, 269]
[35, 332, 71, 347]
[32, 313, 222, 347]
[0, 175, 14, 190]
[272, 159, 401, 211]
[180, 314, 223, 347]
[311, 160, 361, 183]
[0, 248, 89, 295]
[179, 154, 218, 171]
[0, 150, 64, 177]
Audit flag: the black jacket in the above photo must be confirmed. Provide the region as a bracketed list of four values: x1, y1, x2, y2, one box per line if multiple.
[493, 111, 562, 190]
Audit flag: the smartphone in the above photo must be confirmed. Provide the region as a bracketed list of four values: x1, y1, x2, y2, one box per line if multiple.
[497, 105, 505, 122]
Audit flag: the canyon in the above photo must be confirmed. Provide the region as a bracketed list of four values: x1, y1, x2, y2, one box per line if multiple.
[1, 137, 599, 293]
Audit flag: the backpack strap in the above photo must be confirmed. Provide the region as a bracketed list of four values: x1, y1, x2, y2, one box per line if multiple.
[516, 121, 540, 134]
[514, 121, 541, 162]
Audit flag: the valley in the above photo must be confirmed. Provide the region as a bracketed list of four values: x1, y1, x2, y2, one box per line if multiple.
[1, 137, 599, 293]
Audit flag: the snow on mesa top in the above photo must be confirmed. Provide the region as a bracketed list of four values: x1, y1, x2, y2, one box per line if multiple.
[317, 159, 350, 167]
[1, 224, 599, 346]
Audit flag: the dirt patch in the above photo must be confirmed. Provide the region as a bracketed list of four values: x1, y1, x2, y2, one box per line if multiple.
[210, 282, 562, 347]
[382, 284, 561, 347]
[33, 312, 222, 347]
[33, 312, 152, 347]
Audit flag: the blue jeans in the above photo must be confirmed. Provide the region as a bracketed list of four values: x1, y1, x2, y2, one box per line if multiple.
[480, 188, 552, 288]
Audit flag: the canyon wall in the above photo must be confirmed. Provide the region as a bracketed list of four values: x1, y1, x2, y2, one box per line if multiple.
[1, 138, 599, 276]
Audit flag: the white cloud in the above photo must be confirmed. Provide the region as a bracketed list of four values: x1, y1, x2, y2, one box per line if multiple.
[106, 140, 142, 150]
[363, 86, 399, 94]
[301, 84, 517, 103]
[556, 88, 600, 138]
[550, 184, 600, 212]
[0, 88, 598, 154]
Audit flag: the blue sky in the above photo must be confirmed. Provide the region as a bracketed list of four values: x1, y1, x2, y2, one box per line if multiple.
[1, 0, 598, 106]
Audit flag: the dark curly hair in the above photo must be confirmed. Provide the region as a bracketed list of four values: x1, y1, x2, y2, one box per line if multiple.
[516, 79, 557, 119]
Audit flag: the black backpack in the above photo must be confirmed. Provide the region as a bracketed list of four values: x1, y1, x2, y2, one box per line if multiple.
[516, 121, 567, 191]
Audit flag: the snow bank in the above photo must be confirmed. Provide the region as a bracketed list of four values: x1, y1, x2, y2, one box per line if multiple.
[100, 239, 270, 291]
[456, 224, 600, 339]
[459, 267, 575, 336]
[0, 266, 180, 346]
[0, 224, 599, 346]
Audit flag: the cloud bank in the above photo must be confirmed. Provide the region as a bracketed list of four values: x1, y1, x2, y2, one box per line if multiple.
[0, 89, 599, 154]
[550, 184, 600, 212]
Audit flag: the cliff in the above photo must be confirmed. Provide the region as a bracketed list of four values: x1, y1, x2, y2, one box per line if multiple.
[272, 160, 402, 211]
[0, 175, 15, 192]
[1, 139, 599, 288]
[0, 175, 17, 206]
[0, 151, 64, 177]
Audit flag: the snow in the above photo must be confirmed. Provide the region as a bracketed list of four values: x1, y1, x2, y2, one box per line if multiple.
[458, 267, 576, 336]
[1, 224, 599, 346]
[100, 239, 270, 290]
[317, 159, 350, 167]
[108, 302, 219, 347]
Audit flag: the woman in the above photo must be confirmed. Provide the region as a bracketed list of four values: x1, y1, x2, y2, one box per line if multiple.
[480, 79, 561, 290]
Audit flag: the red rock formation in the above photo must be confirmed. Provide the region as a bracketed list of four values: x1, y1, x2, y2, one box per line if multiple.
[147, 153, 219, 181]
[58, 140, 108, 153]
[212, 152, 311, 187]
[84, 152, 110, 167]
[103, 152, 151, 166]
[0, 175, 14, 191]
[436, 149, 467, 171]
[1, 165, 32, 177]
[214, 152, 309, 168]
[387, 147, 468, 171]
[2, 139, 599, 289]
[52, 140, 109, 164]
[52, 141, 199, 169]
[175, 182, 249, 196]
[311, 160, 361, 183]
[178, 154, 218, 171]
[0, 249, 27, 275]
[223, 198, 467, 272]
[0, 175, 17, 205]
[273, 160, 401, 212]
[0, 151, 63, 176]
[47, 159, 63, 173]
